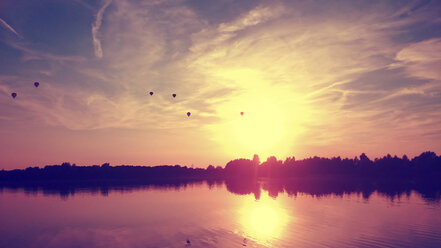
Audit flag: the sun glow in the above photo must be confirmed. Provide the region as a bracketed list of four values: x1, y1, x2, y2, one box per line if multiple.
[207, 68, 310, 159]
[239, 195, 291, 243]
[233, 101, 285, 153]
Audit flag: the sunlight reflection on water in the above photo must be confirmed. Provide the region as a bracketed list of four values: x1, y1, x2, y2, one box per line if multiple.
[239, 195, 291, 245]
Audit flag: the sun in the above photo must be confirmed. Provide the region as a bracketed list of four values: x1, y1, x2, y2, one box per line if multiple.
[207, 67, 309, 159]
[232, 100, 286, 155]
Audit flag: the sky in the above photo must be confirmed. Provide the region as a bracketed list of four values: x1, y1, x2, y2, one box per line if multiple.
[0, 0, 440, 169]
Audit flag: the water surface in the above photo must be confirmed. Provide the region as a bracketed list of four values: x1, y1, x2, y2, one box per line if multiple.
[1, 182, 440, 248]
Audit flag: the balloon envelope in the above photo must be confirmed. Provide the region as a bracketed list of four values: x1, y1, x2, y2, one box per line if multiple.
[240, 112, 244, 116]
[11, 92, 17, 98]
[149, 92, 154, 96]
[172, 94, 176, 98]
[187, 112, 191, 117]
[34, 82, 39, 87]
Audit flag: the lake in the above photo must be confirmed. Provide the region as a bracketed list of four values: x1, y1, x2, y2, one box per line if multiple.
[1, 181, 441, 248]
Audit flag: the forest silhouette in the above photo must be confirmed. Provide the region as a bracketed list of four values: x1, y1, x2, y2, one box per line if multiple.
[1, 151, 440, 201]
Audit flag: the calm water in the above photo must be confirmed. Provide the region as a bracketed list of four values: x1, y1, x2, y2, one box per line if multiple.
[1, 182, 441, 248]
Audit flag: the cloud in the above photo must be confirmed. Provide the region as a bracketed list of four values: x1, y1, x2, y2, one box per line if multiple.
[392, 38, 441, 81]
[1, 0, 213, 131]
[7, 1, 440, 133]
[92, 0, 112, 58]
[73, 0, 96, 11]
[217, 4, 285, 33]
[8, 42, 86, 63]
[0, 17, 21, 38]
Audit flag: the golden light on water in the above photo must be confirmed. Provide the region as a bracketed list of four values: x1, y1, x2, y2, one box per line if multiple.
[239, 195, 291, 243]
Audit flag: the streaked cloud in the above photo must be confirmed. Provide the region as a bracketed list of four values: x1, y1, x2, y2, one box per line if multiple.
[92, 0, 112, 58]
[0, 17, 21, 38]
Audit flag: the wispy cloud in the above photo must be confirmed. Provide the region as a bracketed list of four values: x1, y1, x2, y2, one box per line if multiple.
[392, 38, 441, 81]
[92, 0, 112, 58]
[73, 0, 96, 11]
[8, 43, 85, 63]
[0, 17, 21, 38]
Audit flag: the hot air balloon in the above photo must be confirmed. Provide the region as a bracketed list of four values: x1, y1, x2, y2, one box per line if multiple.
[172, 93, 176, 98]
[240, 112, 244, 116]
[34, 82, 39, 88]
[149, 91, 154, 96]
[11, 92, 17, 99]
[187, 112, 191, 117]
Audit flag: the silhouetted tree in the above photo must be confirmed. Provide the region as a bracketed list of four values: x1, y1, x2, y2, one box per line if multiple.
[224, 158, 256, 178]
[252, 154, 260, 166]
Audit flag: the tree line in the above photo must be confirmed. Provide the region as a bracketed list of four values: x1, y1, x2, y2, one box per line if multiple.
[0, 151, 440, 184]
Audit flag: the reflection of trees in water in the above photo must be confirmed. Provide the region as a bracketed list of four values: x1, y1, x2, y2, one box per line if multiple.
[1, 178, 440, 203]
[0, 179, 211, 199]
[225, 178, 261, 200]
[1, 151, 441, 201]
[226, 177, 441, 203]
